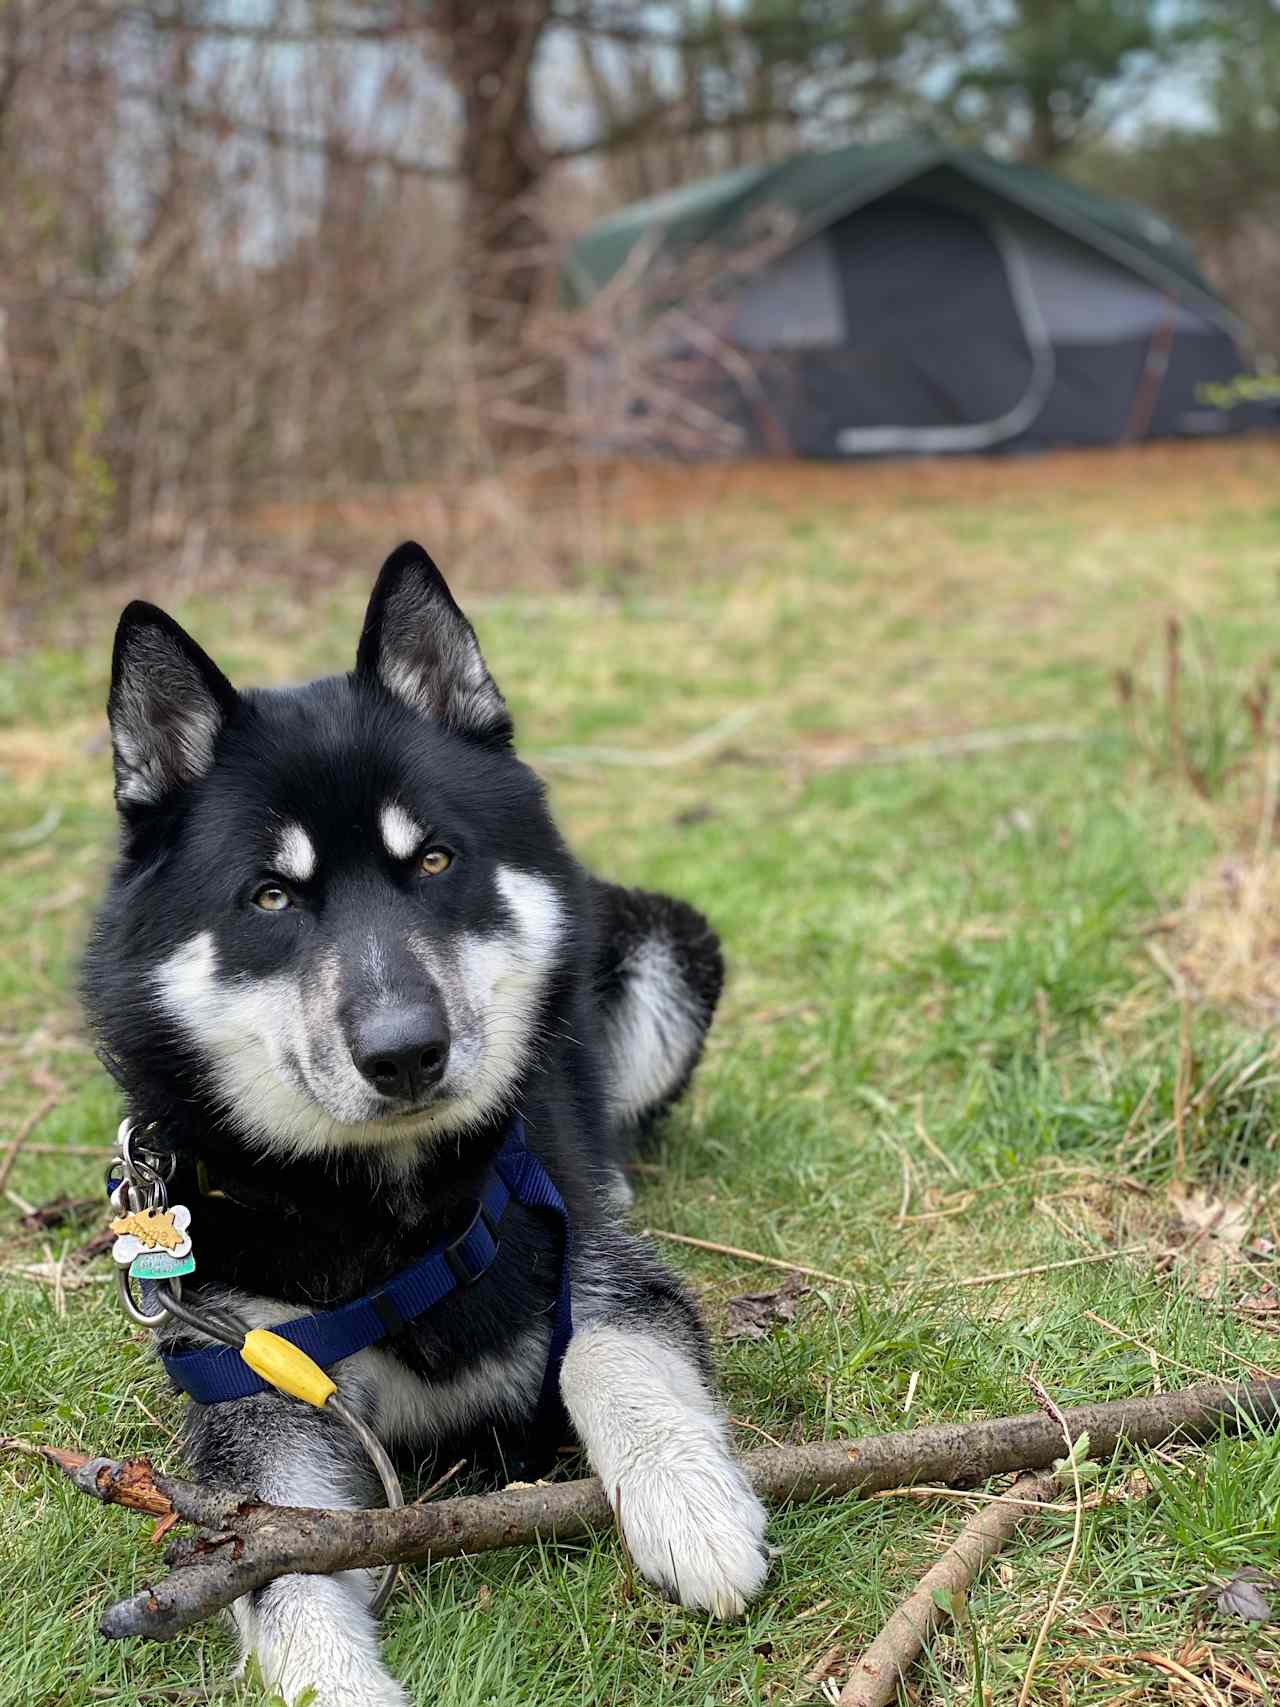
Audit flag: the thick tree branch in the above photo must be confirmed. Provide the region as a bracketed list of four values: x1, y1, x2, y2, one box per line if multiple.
[10, 1379, 1280, 1644]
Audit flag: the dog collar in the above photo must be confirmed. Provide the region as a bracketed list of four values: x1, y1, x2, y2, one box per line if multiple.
[154, 1116, 573, 1425]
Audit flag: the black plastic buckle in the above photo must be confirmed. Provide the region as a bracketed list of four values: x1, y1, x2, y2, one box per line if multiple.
[444, 1201, 501, 1287]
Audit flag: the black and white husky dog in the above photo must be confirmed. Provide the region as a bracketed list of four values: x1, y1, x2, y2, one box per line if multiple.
[83, 543, 768, 1707]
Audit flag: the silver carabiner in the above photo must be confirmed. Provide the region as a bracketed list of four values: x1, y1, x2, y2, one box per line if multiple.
[112, 1117, 169, 1211]
[116, 1267, 182, 1327]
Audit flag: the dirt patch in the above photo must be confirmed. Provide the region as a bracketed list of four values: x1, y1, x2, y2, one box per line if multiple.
[246, 436, 1280, 552]
[586, 435, 1280, 527]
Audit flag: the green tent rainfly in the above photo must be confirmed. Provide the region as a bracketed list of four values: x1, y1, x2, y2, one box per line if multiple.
[564, 141, 1265, 457]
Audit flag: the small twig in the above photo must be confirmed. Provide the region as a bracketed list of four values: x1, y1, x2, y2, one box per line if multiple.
[900, 1183, 1103, 1226]
[1132, 1650, 1227, 1707]
[134, 1397, 182, 1450]
[15, 1194, 97, 1231]
[1035, 1199, 1094, 1251]
[534, 706, 757, 770]
[932, 1161, 1094, 1204]
[18, 1143, 111, 1159]
[1083, 1310, 1218, 1384]
[794, 722, 1082, 774]
[0, 1435, 51, 1458]
[412, 1459, 467, 1505]
[896, 1199, 978, 1225]
[648, 1229, 1145, 1290]
[1174, 993, 1193, 1181]
[641, 1228, 854, 1288]
[913, 1096, 963, 1180]
[1117, 1068, 1160, 1156]
[0, 1092, 61, 1192]
[838, 1470, 1059, 1706]
[870, 1483, 1076, 1513]
[730, 1416, 786, 1448]
[883, 1134, 912, 1225]
[953, 1245, 1146, 1288]
[1209, 1341, 1279, 1380]
[3, 1443, 174, 1517]
[1017, 1374, 1086, 1707]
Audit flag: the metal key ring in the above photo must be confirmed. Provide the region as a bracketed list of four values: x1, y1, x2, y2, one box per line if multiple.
[116, 1118, 174, 1193]
[116, 1268, 182, 1327]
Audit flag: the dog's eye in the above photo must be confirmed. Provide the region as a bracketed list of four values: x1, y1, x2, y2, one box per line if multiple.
[252, 884, 292, 912]
[419, 848, 452, 877]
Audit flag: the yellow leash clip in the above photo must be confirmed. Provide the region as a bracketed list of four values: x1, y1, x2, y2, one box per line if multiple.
[239, 1331, 337, 1408]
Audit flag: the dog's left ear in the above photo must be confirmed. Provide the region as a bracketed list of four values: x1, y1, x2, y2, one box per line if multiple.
[355, 542, 513, 747]
[108, 602, 239, 810]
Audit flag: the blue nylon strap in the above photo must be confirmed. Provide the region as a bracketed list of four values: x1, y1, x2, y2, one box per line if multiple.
[492, 1127, 574, 1429]
[160, 1118, 573, 1413]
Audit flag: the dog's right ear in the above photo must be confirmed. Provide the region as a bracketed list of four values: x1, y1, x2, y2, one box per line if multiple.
[108, 602, 238, 809]
[355, 541, 513, 747]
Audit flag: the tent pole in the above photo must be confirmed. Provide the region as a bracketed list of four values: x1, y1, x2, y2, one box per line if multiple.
[1124, 294, 1177, 441]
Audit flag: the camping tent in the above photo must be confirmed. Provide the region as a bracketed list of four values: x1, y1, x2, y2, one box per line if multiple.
[564, 142, 1265, 457]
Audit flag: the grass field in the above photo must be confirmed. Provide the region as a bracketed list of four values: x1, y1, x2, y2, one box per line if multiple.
[5, 439, 1280, 1705]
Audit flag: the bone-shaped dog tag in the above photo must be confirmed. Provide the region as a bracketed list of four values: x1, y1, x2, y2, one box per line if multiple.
[110, 1204, 195, 1281]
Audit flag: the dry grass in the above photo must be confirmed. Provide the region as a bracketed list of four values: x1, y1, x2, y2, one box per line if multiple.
[577, 437, 1280, 526]
[1172, 855, 1280, 1024]
[244, 435, 1280, 550]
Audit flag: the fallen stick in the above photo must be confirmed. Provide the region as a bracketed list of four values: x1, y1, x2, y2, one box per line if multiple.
[643, 1226, 856, 1287]
[953, 1244, 1147, 1287]
[10, 1378, 1280, 1644]
[789, 723, 1083, 773]
[837, 1470, 1059, 1707]
[16, 1143, 111, 1158]
[533, 706, 758, 770]
[643, 1227, 1148, 1291]
[0, 1092, 61, 1192]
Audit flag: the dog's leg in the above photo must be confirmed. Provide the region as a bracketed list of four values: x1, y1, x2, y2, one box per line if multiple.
[560, 1250, 769, 1617]
[184, 1391, 408, 1707]
[590, 880, 724, 1141]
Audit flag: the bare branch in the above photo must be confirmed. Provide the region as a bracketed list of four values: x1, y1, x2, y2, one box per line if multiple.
[838, 1470, 1059, 1707]
[13, 1380, 1280, 1643]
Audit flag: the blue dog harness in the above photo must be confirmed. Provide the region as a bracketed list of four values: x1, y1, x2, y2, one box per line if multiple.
[156, 1118, 573, 1419]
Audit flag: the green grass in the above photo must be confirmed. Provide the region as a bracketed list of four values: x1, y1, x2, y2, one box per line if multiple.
[5, 443, 1280, 1704]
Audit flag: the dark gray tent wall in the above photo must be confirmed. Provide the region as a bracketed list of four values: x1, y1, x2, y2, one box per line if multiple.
[571, 161, 1266, 458]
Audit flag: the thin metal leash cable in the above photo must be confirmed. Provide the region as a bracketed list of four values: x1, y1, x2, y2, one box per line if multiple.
[149, 1285, 404, 1617]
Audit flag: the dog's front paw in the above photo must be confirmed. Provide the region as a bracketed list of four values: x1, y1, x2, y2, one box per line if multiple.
[617, 1455, 770, 1617]
[236, 1575, 410, 1707]
[273, 1682, 408, 1707]
[253, 1657, 410, 1707]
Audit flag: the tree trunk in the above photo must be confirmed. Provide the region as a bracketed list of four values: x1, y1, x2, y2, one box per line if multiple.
[1025, 86, 1064, 164]
[431, 0, 554, 357]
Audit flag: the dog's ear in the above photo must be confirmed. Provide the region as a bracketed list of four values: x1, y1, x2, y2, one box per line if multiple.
[108, 602, 238, 809]
[355, 541, 512, 747]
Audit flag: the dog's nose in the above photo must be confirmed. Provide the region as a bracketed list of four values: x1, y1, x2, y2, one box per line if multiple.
[352, 1003, 450, 1102]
